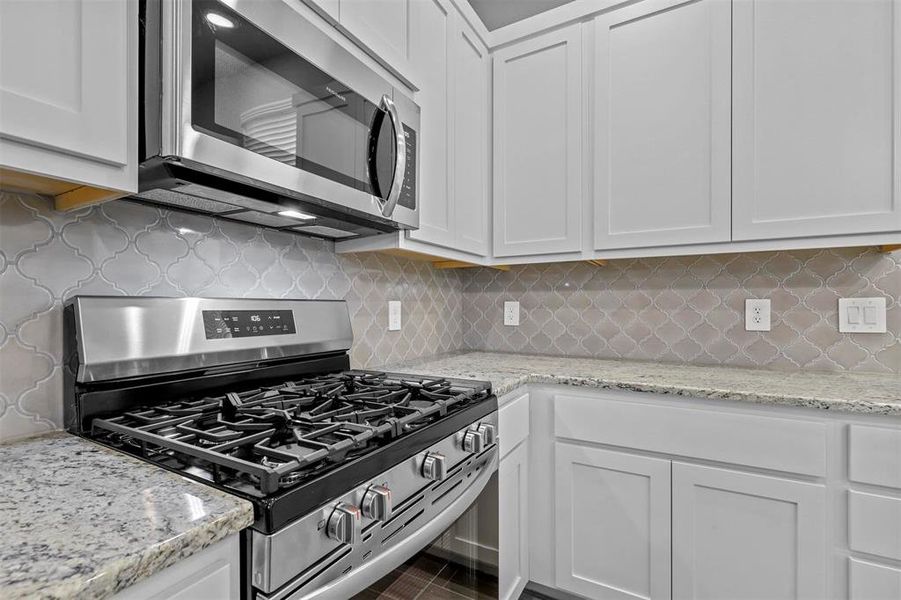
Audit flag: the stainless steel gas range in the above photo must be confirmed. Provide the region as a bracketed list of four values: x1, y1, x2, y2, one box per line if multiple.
[63, 296, 498, 600]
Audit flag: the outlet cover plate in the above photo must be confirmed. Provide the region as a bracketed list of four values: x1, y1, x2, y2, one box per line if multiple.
[745, 298, 771, 332]
[388, 301, 401, 331]
[503, 301, 520, 326]
[839, 297, 886, 333]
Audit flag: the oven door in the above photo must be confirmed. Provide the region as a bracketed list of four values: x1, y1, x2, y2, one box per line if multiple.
[255, 436, 499, 600]
[161, 0, 418, 228]
[289, 461, 499, 600]
[349, 472, 499, 600]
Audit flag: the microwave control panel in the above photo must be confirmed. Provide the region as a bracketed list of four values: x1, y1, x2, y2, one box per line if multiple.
[398, 125, 416, 210]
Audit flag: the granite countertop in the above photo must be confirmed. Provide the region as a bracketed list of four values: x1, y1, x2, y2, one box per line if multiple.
[0, 433, 254, 600]
[384, 351, 901, 416]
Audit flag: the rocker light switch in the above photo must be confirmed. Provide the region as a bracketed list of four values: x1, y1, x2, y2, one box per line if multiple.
[839, 298, 886, 333]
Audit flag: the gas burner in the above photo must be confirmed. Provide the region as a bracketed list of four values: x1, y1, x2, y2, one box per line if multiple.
[90, 370, 491, 495]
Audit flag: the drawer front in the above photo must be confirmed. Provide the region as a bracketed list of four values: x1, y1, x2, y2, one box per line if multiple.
[850, 425, 901, 489]
[849, 558, 901, 600]
[554, 393, 827, 476]
[849, 491, 901, 561]
[500, 392, 529, 460]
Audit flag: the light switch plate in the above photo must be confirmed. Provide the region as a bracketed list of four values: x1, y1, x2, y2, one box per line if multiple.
[839, 297, 886, 333]
[745, 298, 771, 331]
[388, 301, 402, 331]
[503, 301, 520, 326]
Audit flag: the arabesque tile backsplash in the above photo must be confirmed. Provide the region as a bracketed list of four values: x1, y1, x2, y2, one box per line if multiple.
[463, 250, 900, 373]
[0, 192, 462, 442]
[1, 191, 899, 442]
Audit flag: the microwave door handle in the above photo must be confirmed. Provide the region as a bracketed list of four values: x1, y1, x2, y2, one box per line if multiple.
[377, 94, 406, 218]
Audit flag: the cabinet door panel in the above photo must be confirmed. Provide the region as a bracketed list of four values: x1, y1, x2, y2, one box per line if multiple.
[452, 20, 489, 255]
[340, 0, 411, 77]
[593, 0, 731, 250]
[499, 441, 529, 600]
[672, 463, 827, 600]
[0, 0, 130, 167]
[408, 0, 454, 247]
[555, 443, 671, 599]
[849, 558, 901, 600]
[733, 0, 901, 239]
[494, 26, 583, 257]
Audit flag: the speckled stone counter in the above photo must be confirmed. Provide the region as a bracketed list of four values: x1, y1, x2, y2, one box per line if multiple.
[0, 433, 254, 600]
[384, 351, 901, 416]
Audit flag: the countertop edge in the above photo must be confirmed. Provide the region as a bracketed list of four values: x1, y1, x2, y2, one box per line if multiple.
[10, 503, 254, 600]
[511, 374, 901, 416]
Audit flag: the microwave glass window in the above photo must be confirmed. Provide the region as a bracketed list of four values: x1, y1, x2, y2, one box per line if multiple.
[190, 0, 398, 201]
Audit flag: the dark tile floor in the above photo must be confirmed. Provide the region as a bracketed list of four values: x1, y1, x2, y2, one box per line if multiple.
[351, 553, 499, 599]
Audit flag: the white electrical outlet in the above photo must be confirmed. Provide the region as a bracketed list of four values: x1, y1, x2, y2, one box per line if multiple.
[388, 301, 402, 331]
[745, 298, 771, 331]
[839, 297, 886, 333]
[503, 301, 520, 326]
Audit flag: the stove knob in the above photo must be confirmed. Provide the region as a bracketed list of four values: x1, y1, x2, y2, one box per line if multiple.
[477, 423, 497, 446]
[327, 502, 361, 545]
[422, 452, 447, 482]
[462, 429, 484, 454]
[361, 485, 392, 521]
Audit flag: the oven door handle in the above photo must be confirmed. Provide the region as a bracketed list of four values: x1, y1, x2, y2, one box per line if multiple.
[288, 451, 497, 600]
[375, 94, 406, 218]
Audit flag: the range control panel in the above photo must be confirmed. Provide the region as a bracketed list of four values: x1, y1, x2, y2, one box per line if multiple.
[202, 310, 296, 339]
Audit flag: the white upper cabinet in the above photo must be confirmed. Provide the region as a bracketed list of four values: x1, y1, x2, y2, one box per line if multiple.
[338, 0, 414, 85]
[593, 0, 731, 250]
[0, 0, 137, 201]
[408, 0, 454, 248]
[493, 24, 583, 258]
[451, 15, 490, 255]
[407, 3, 489, 256]
[732, 0, 901, 241]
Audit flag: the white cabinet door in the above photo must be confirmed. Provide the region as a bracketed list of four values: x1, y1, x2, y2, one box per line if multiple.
[407, 0, 454, 248]
[339, 0, 412, 80]
[499, 439, 529, 600]
[672, 463, 827, 600]
[849, 558, 901, 600]
[450, 14, 490, 255]
[114, 535, 240, 600]
[0, 0, 136, 193]
[493, 25, 583, 257]
[555, 443, 671, 600]
[732, 0, 901, 240]
[593, 0, 731, 250]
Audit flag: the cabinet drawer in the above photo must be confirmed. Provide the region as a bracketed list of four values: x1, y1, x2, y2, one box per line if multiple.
[554, 393, 827, 476]
[849, 491, 901, 561]
[850, 425, 901, 489]
[499, 392, 529, 460]
[849, 558, 901, 600]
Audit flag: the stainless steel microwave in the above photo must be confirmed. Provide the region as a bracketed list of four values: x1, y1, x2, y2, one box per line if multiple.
[136, 0, 419, 240]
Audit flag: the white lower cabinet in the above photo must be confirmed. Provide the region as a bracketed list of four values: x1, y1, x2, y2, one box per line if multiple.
[499, 391, 530, 600]
[672, 463, 827, 600]
[113, 535, 240, 600]
[513, 386, 901, 600]
[555, 443, 671, 600]
[499, 439, 529, 600]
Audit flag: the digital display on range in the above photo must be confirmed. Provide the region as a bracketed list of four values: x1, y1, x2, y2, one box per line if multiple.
[202, 310, 296, 339]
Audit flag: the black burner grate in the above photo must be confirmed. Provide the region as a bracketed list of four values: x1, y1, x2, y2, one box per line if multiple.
[90, 371, 488, 495]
